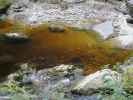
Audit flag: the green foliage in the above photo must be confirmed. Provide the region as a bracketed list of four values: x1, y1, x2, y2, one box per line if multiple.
[0, 63, 37, 99]
[0, 0, 11, 9]
[122, 67, 133, 92]
[97, 70, 133, 100]
[0, 81, 26, 94]
[0, 80, 35, 100]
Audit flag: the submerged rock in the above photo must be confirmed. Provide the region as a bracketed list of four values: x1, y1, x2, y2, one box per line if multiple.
[1, 33, 30, 43]
[48, 23, 65, 32]
[107, 35, 133, 49]
[72, 69, 121, 95]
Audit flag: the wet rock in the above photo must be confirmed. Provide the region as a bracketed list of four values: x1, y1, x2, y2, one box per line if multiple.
[107, 35, 133, 49]
[72, 69, 121, 95]
[48, 23, 65, 32]
[1, 33, 30, 43]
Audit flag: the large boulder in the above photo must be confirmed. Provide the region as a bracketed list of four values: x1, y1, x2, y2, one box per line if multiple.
[107, 15, 133, 49]
[94, 14, 133, 49]
[72, 69, 121, 95]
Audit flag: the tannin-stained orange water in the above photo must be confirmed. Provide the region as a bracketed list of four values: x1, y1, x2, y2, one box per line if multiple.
[0, 20, 132, 77]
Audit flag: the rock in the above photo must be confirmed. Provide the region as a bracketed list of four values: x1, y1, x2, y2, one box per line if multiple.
[1, 32, 30, 43]
[126, 0, 133, 17]
[93, 21, 113, 39]
[106, 15, 133, 49]
[0, 0, 11, 16]
[117, 57, 133, 91]
[60, 1, 68, 10]
[52, 64, 74, 72]
[47, 64, 74, 78]
[46, 0, 63, 4]
[48, 23, 66, 32]
[107, 35, 133, 49]
[112, 14, 133, 36]
[72, 69, 121, 95]
[63, 0, 86, 4]
[122, 66, 133, 91]
[114, 1, 128, 14]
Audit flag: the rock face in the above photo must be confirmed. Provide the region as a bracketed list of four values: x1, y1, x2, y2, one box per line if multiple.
[1, 33, 29, 43]
[126, 0, 133, 17]
[72, 69, 121, 95]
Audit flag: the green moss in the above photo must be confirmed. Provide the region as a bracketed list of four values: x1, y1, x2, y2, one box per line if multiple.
[0, 0, 11, 9]
[123, 67, 133, 91]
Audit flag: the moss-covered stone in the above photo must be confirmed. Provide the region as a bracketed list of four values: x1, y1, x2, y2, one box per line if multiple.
[0, 0, 11, 9]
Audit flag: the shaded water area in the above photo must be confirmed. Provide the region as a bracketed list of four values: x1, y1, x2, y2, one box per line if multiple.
[0, 19, 132, 78]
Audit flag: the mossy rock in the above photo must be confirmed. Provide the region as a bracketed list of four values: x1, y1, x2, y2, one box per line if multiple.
[122, 67, 133, 92]
[0, 0, 11, 9]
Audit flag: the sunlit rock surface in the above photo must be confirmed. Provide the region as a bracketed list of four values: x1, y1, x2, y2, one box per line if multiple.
[93, 21, 113, 39]
[107, 15, 133, 49]
[7, 0, 119, 27]
[72, 69, 121, 95]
